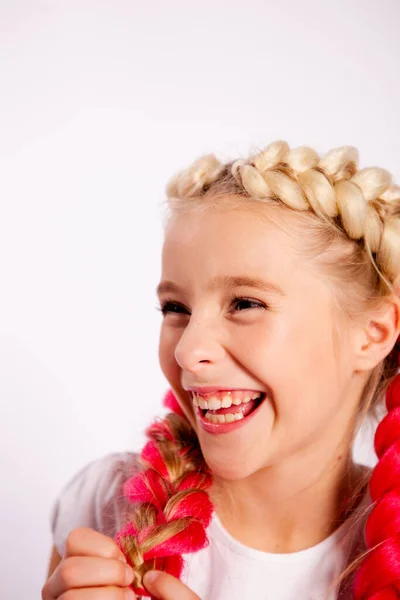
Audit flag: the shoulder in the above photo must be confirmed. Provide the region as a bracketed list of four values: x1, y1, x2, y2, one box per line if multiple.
[51, 452, 140, 557]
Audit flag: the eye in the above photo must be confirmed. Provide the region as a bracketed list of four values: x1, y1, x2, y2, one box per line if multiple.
[231, 296, 266, 312]
[158, 300, 190, 316]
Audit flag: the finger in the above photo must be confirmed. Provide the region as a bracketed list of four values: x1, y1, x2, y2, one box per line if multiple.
[58, 586, 136, 600]
[142, 571, 201, 600]
[45, 556, 134, 599]
[64, 528, 127, 562]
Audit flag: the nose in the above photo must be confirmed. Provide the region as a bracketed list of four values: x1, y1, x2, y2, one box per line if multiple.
[174, 317, 225, 374]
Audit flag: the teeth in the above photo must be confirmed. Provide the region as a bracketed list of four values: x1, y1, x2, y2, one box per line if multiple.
[193, 391, 262, 410]
[205, 412, 244, 423]
[207, 396, 221, 410]
[199, 398, 208, 409]
[221, 395, 232, 408]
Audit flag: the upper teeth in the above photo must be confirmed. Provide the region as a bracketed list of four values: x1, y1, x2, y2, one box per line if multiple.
[192, 391, 261, 410]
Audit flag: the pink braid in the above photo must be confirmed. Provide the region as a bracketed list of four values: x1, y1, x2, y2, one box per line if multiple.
[116, 361, 400, 599]
[353, 349, 400, 599]
[115, 390, 214, 597]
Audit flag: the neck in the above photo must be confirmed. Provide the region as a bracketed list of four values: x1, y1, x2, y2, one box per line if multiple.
[209, 449, 369, 554]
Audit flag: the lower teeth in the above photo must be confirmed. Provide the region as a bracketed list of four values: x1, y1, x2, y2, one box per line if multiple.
[204, 412, 244, 424]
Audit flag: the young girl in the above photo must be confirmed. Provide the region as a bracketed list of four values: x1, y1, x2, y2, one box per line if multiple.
[42, 141, 400, 600]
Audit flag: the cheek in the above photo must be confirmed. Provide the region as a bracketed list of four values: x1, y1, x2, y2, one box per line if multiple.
[158, 326, 197, 427]
[158, 325, 180, 383]
[269, 340, 344, 436]
[229, 321, 289, 381]
[233, 320, 342, 418]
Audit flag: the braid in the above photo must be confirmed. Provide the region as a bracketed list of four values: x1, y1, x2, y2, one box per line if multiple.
[114, 391, 213, 597]
[353, 347, 400, 599]
[167, 141, 400, 290]
[115, 142, 399, 598]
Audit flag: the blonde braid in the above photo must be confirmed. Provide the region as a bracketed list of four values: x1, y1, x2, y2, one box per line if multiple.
[166, 141, 400, 289]
[115, 410, 212, 597]
[118, 143, 400, 597]
[165, 143, 400, 598]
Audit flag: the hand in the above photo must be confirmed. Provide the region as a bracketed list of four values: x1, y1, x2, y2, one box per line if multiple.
[42, 527, 136, 599]
[143, 571, 201, 600]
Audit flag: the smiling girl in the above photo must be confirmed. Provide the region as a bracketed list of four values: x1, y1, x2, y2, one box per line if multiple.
[43, 141, 400, 600]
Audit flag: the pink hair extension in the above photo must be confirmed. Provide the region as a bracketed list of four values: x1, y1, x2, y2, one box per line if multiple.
[115, 355, 400, 598]
[353, 349, 400, 599]
[115, 390, 214, 597]
[162, 388, 186, 418]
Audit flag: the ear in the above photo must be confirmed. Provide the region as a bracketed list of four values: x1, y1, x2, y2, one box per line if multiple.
[353, 296, 400, 372]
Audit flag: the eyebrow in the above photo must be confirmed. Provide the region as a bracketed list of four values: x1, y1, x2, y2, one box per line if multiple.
[156, 275, 285, 297]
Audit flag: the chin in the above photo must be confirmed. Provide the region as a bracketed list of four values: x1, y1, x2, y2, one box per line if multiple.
[201, 446, 264, 481]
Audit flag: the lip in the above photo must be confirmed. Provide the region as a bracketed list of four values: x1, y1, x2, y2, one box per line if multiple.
[195, 394, 266, 435]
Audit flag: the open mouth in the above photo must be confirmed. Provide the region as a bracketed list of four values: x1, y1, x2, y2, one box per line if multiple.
[193, 391, 266, 424]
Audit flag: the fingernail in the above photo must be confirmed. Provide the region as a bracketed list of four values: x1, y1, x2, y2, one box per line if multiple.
[143, 570, 160, 586]
[125, 588, 136, 600]
[118, 553, 128, 563]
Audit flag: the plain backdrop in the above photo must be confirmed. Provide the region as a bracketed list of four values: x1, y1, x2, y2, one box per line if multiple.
[0, 0, 399, 597]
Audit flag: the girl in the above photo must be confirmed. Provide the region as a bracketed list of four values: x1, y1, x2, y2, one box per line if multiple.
[43, 141, 400, 600]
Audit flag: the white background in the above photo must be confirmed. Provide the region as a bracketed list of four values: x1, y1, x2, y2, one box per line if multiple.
[0, 1, 398, 597]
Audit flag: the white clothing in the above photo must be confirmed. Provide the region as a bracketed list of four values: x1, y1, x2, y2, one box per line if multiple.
[51, 452, 371, 600]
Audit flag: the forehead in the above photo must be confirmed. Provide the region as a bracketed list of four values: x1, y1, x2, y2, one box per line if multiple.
[162, 206, 305, 282]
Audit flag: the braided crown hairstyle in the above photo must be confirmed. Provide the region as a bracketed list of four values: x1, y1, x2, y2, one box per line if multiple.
[116, 141, 400, 598]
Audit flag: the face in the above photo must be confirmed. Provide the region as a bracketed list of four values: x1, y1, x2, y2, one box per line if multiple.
[157, 201, 359, 480]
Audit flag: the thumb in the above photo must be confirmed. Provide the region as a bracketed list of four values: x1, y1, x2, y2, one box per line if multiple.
[142, 570, 201, 600]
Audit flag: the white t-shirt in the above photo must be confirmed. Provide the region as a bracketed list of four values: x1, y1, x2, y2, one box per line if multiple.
[51, 452, 371, 600]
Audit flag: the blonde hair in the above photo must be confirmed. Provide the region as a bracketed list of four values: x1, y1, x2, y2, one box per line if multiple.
[119, 141, 400, 595]
[166, 141, 400, 419]
[167, 141, 400, 283]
